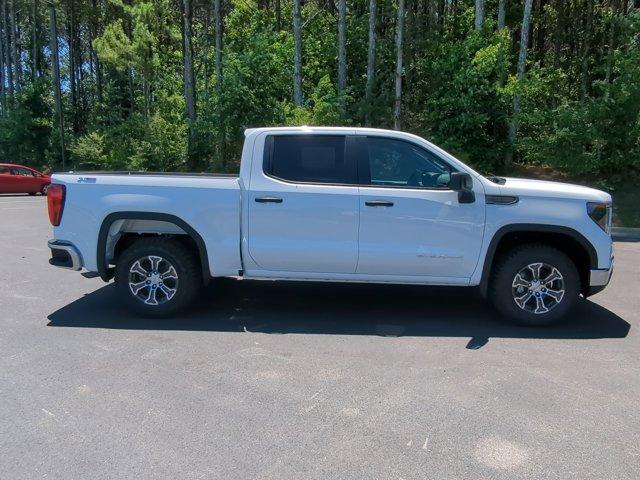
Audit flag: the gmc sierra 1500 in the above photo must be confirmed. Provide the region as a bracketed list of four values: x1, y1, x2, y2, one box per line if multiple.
[47, 127, 613, 325]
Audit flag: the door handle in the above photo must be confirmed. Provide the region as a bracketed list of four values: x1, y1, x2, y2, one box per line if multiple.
[255, 196, 283, 204]
[365, 200, 394, 207]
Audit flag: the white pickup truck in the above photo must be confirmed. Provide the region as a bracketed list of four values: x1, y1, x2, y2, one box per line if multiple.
[47, 127, 614, 325]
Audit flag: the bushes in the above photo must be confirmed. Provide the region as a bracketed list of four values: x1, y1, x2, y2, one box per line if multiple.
[517, 32, 640, 175]
[0, 81, 52, 170]
[405, 27, 511, 172]
[70, 113, 187, 172]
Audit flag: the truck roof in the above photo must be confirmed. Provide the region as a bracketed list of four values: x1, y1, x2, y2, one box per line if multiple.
[244, 126, 416, 137]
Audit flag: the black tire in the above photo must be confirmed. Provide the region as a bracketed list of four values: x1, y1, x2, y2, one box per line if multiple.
[28, 192, 36, 196]
[115, 237, 202, 317]
[41, 184, 49, 196]
[489, 244, 580, 326]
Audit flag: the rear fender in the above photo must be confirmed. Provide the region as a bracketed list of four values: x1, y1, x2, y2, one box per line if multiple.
[97, 212, 211, 282]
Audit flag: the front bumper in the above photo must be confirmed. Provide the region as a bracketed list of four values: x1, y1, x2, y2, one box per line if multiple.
[586, 257, 613, 296]
[48, 240, 83, 271]
[590, 257, 614, 287]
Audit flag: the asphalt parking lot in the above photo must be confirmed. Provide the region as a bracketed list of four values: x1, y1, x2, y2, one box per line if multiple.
[1, 195, 639, 479]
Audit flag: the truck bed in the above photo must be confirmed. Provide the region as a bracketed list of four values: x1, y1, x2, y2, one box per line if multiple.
[51, 171, 243, 277]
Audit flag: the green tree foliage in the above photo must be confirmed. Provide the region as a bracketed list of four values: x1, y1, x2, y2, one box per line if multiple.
[0, 0, 638, 177]
[0, 80, 52, 168]
[405, 25, 511, 170]
[518, 11, 640, 174]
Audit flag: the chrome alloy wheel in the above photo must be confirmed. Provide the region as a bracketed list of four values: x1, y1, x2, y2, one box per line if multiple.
[512, 262, 565, 315]
[128, 255, 179, 306]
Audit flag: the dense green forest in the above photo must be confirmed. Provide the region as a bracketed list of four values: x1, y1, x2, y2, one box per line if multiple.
[0, 0, 639, 177]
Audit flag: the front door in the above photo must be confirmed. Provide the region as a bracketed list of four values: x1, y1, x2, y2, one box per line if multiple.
[246, 133, 360, 274]
[354, 136, 485, 280]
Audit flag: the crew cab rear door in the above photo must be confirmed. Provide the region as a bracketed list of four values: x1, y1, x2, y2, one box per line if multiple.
[353, 135, 485, 280]
[245, 132, 359, 274]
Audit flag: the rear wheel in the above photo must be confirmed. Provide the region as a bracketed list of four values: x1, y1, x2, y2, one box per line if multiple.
[115, 237, 202, 317]
[41, 184, 49, 196]
[489, 244, 580, 326]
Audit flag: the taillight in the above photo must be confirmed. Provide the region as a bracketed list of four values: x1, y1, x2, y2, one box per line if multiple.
[47, 184, 66, 226]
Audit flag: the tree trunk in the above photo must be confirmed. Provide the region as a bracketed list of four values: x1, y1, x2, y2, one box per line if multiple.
[122, 9, 135, 114]
[76, 23, 87, 130]
[0, 11, 5, 114]
[605, 0, 619, 86]
[553, 0, 564, 66]
[9, 0, 19, 90]
[393, 0, 405, 130]
[182, 0, 197, 129]
[203, 9, 210, 99]
[535, 0, 545, 61]
[292, 0, 302, 106]
[506, 0, 533, 165]
[50, 4, 65, 170]
[213, 0, 222, 92]
[337, 0, 346, 112]
[275, 0, 281, 31]
[404, 0, 414, 88]
[498, 0, 506, 29]
[32, 0, 38, 79]
[90, 0, 103, 104]
[364, 0, 376, 125]
[438, 0, 445, 27]
[475, 0, 484, 29]
[1, 0, 12, 97]
[213, 0, 225, 169]
[67, 1, 78, 132]
[580, 0, 593, 101]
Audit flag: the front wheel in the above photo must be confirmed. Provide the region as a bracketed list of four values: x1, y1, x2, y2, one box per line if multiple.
[489, 244, 580, 326]
[115, 237, 202, 317]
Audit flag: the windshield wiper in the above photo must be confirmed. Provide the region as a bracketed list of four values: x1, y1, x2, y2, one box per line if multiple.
[485, 175, 506, 185]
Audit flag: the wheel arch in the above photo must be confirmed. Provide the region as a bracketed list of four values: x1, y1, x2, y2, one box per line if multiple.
[97, 212, 211, 282]
[478, 224, 598, 298]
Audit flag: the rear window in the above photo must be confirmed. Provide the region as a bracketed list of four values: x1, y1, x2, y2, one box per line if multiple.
[265, 135, 355, 184]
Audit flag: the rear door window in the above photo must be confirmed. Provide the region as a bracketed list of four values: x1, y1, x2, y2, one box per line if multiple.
[264, 135, 355, 184]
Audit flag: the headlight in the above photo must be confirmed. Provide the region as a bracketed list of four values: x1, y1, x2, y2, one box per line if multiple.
[587, 202, 612, 234]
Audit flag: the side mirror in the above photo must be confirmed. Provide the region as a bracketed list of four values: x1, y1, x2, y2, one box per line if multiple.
[449, 172, 475, 204]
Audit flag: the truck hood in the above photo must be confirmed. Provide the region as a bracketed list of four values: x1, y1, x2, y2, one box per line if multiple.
[491, 177, 612, 203]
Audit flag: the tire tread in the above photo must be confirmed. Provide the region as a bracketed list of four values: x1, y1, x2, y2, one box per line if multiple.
[115, 237, 202, 317]
[489, 243, 579, 326]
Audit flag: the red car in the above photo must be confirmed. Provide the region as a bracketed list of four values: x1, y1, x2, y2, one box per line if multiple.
[0, 163, 51, 195]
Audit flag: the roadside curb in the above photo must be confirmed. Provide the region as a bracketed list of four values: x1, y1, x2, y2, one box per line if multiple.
[612, 227, 640, 242]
